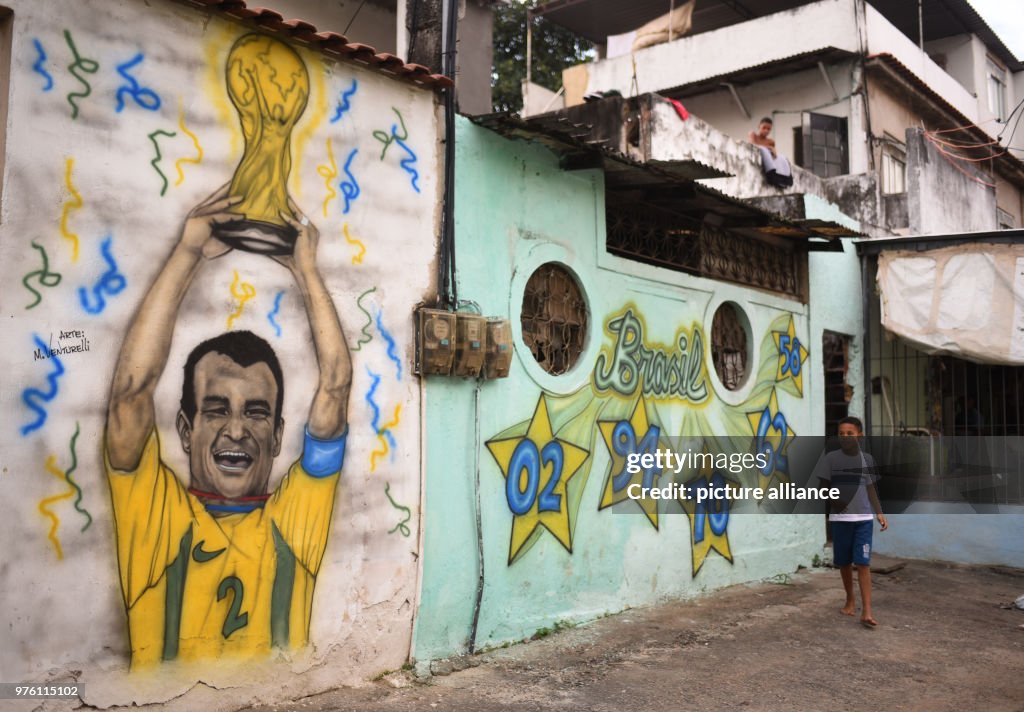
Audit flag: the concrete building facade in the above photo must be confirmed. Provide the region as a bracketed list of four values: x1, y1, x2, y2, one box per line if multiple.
[521, 0, 1024, 569]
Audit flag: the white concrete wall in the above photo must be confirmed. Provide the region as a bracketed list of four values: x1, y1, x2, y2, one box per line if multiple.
[672, 62, 857, 174]
[568, 0, 859, 101]
[923, 35, 977, 96]
[906, 129, 996, 234]
[0, 0, 438, 706]
[864, 4, 980, 127]
[649, 103, 827, 200]
[647, 102, 882, 233]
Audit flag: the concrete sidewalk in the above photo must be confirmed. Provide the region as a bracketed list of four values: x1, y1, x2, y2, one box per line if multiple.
[240, 556, 1024, 712]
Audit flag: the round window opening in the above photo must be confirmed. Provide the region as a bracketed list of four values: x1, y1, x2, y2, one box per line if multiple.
[711, 302, 751, 391]
[521, 263, 588, 376]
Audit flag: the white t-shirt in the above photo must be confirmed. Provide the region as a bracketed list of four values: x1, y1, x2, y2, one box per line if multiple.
[814, 448, 878, 522]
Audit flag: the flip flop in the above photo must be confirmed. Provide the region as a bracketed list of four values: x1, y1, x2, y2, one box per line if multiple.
[860, 618, 878, 629]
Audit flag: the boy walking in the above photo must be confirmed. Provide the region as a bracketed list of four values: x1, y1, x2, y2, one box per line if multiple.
[816, 416, 888, 628]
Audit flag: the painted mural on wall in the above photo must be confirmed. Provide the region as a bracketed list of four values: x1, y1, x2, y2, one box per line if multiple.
[487, 307, 809, 575]
[4, 0, 434, 685]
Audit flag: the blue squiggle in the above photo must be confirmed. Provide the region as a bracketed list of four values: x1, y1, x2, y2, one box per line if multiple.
[330, 79, 358, 123]
[365, 368, 382, 433]
[21, 334, 65, 436]
[267, 290, 285, 338]
[339, 148, 360, 214]
[115, 53, 161, 112]
[375, 310, 402, 380]
[393, 136, 420, 193]
[32, 39, 53, 91]
[78, 237, 127, 315]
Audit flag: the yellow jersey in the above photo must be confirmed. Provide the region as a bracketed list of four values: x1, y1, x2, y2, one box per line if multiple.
[106, 429, 341, 668]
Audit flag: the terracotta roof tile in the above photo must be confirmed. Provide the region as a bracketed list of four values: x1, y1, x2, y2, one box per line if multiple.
[174, 0, 449, 92]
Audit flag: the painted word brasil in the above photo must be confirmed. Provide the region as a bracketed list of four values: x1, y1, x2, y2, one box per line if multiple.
[593, 308, 708, 402]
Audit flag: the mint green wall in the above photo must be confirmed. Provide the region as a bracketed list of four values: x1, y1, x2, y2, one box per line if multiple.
[414, 117, 828, 661]
[808, 237, 866, 433]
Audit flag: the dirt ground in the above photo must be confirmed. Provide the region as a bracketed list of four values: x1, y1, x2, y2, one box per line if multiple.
[240, 556, 1024, 712]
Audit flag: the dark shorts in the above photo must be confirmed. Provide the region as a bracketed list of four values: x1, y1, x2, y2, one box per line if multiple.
[832, 520, 873, 567]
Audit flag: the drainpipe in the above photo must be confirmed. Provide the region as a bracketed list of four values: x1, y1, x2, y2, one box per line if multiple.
[468, 381, 485, 653]
[439, 0, 458, 309]
[525, 7, 533, 114]
[861, 251, 873, 436]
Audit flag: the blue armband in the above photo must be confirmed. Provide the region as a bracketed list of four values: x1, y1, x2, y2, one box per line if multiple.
[302, 425, 348, 477]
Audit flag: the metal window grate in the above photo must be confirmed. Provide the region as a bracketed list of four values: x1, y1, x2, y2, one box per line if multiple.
[711, 303, 748, 391]
[605, 202, 802, 299]
[521, 263, 588, 376]
[823, 330, 852, 435]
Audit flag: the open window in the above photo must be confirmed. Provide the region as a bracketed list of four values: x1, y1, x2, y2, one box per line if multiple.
[880, 136, 906, 195]
[986, 57, 1008, 121]
[794, 112, 848, 178]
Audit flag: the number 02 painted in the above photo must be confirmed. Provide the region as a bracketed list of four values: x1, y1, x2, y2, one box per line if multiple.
[505, 439, 565, 515]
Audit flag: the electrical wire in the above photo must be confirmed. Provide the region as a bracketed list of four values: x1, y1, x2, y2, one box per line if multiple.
[924, 132, 999, 149]
[996, 96, 1024, 141]
[997, 100, 1024, 152]
[343, 0, 367, 36]
[923, 133, 996, 187]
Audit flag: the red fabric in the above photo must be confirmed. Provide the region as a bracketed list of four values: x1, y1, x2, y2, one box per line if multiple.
[668, 98, 690, 121]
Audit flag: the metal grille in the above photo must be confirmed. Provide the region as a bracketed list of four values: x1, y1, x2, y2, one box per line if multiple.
[711, 303, 748, 391]
[606, 202, 701, 270]
[606, 204, 801, 299]
[521, 263, 588, 376]
[698, 226, 800, 297]
[866, 260, 1024, 505]
[823, 331, 852, 435]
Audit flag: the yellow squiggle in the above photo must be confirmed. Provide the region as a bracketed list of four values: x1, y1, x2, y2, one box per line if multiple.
[203, 25, 241, 159]
[38, 455, 76, 560]
[291, 50, 327, 194]
[60, 157, 83, 262]
[175, 105, 204, 186]
[343, 223, 366, 265]
[370, 405, 402, 472]
[317, 138, 338, 218]
[227, 270, 256, 330]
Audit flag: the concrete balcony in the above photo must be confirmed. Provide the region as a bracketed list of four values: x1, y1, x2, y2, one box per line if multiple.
[559, 0, 995, 136]
[561, 0, 861, 106]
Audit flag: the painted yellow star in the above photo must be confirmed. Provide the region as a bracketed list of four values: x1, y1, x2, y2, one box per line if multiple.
[677, 445, 736, 576]
[747, 387, 797, 493]
[773, 315, 809, 396]
[486, 394, 590, 564]
[597, 393, 664, 529]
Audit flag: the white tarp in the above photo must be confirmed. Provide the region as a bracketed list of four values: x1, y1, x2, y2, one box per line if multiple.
[877, 243, 1024, 365]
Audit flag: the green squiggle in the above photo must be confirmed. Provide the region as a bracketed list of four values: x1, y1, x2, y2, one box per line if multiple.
[64, 30, 99, 119]
[148, 130, 177, 197]
[384, 482, 411, 537]
[22, 241, 62, 309]
[353, 287, 377, 352]
[64, 422, 92, 532]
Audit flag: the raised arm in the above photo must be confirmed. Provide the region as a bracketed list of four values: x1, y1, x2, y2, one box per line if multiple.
[278, 201, 352, 439]
[105, 186, 241, 470]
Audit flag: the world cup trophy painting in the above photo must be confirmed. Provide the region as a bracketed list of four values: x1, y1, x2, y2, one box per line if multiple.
[213, 33, 310, 255]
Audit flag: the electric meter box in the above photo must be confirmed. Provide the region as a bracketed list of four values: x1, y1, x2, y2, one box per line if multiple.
[454, 313, 486, 378]
[484, 319, 512, 379]
[416, 308, 456, 375]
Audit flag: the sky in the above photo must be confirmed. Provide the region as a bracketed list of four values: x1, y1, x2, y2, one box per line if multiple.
[968, 0, 1024, 60]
